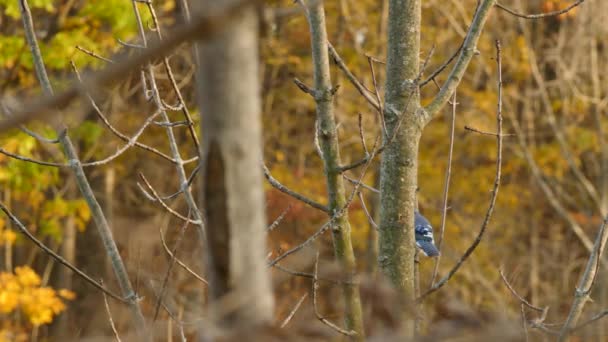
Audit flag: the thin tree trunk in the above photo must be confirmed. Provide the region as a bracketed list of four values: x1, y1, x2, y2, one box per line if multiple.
[378, 0, 421, 336]
[366, 174, 380, 275]
[196, 1, 274, 330]
[18, 1, 148, 339]
[104, 167, 115, 279]
[558, 218, 608, 341]
[302, 0, 365, 338]
[52, 215, 76, 338]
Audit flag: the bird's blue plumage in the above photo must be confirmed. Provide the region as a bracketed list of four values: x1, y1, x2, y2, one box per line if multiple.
[415, 211, 440, 257]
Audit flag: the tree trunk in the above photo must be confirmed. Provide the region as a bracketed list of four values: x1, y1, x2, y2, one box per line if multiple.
[19, 0, 148, 339]
[195, 2, 275, 330]
[303, 0, 365, 338]
[52, 215, 76, 339]
[378, 0, 421, 336]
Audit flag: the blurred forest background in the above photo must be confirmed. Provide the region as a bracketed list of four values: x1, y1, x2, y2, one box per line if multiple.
[0, 0, 607, 340]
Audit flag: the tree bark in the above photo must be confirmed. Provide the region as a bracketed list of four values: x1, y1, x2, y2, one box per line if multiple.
[558, 218, 608, 341]
[196, 2, 275, 329]
[378, 0, 422, 336]
[303, 0, 365, 338]
[18, 0, 148, 339]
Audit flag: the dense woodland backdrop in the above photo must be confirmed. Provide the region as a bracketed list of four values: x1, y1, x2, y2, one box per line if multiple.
[0, 0, 606, 341]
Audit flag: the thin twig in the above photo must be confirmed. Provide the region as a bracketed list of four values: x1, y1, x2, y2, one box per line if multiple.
[101, 280, 123, 342]
[1, 0, 263, 133]
[0, 148, 66, 167]
[423, 0, 496, 122]
[134, 0, 207, 241]
[268, 205, 293, 232]
[464, 125, 515, 137]
[279, 293, 308, 328]
[312, 252, 357, 336]
[272, 263, 344, 284]
[343, 175, 379, 194]
[18, 1, 146, 335]
[268, 136, 380, 267]
[420, 42, 463, 87]
[71, 62, 191, 164]
[159, 224, 208, 285]
[146, 1, 201, 152]
[76, 46, 115, 63]
[358, 192, 378, 230]
[521, 304, 529, 342]
[154, 210, 191, 322]
[358, 112, 369, 155]
[420, 40, 504, 301]
[495, 0, 585, 19]
[0, 202, 125, 302]
[263, 164, 329, 213]
[138, 173, 202, 225]
[327, 43, 380, 111]
[571, 310, 608, 331]
[431, 90, 457, 284]
[499, 269, 546, 312]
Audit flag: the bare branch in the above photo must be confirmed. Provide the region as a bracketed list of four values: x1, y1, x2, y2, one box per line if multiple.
[327, 43, 380, 111]
[423, 0, 496, 123]
[464, 125, 515, 137]
[18, 0, 148, 336]
[293, 77, 316, 97]
[138, 173, 202, 225]
[71, 62, 193, 164]
[431, 90, 457, 284]
[558, 217, 608, 341]
[420, 40, 503, 301]
[101, 280, 123, 342]
[572, 310, 608, 332]
[0, 0, 263, 133]
[263, 164, 329, 213]
[312, 253, 357, 336]
[268, 205, 292, 232]
[154, 210, 191, 322]
[269, 134, 380, 269]
[420, 42, 463, 87]
[0, 148, 66, 167]
[76, 46, 115, 63]
[343, 174, 379, 194]
[0, 201, 125, 303]
[159, 224, 208, 285]
[357, 112, 369, 155]
[279, 293, 308, 328]
[495, 0, 585, 19]
[499, 269, 547, 312]
[358, 192, 378, 230]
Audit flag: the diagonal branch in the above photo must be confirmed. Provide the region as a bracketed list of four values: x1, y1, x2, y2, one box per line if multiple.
[0, 0, 263, 133]
[495, 0, 585, 19]
[558, 217, 608, 341]
[423, 0, 496, 124]
[0, 202, 125, 303]
[311, 252, 357, 336]
[430, 90, 457, 285]
[263, 164, 329, 213]
[419, 40, 504, 302]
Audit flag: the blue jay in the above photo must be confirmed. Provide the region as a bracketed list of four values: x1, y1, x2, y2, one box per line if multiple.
[415, 211, 440, 257]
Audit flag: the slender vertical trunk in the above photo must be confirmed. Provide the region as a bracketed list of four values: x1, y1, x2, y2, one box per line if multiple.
[196, 2, 274, 329]
[378, 0, 421, 336]
[104, 167, 115, 278]
[52, 215, 75, 339]
[18, 0, 148, 339]
[303, 1, 365, 338]
[558, 219, 608, 341]
[366, 175, 380, 275]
